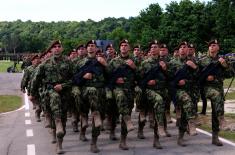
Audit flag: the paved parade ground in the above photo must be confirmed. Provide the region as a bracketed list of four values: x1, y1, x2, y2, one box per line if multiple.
[1, 73, 235, 155]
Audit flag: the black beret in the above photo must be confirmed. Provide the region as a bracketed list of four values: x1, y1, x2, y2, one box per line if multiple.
[105, 43, 114, 51]
[31, 54, 40, 61]
[160, 43, 168, 48]
[148, 40, 159, 49]
[85, 40, 96, 48]
[76, 44, 85, 50]
[46, 40, 62, 53]
[188, 43, 195, 48]
[119, 39, 129, 47]
[208, 39, 219, 47]
[178, 41, 188, 49]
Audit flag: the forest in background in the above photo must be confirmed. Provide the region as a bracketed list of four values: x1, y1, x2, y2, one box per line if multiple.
[0, 0, 234, 54]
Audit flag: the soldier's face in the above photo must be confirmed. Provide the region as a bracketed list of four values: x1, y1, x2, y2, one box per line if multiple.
[51, 44, 63, 55]
[160, 48, 168, 56]
[107, 47, 114, 56]
[69, 52, 78, 59]
[87, 44, 96, 57]
[133, 48, 140, 56]
[188, 48, 195, 56]
[150, 44, 159, 56]
[77, 47, 87, 57]
[209, 44, 219, 55]
[120, 43, 129, 56]
[179, 45, 188, 58]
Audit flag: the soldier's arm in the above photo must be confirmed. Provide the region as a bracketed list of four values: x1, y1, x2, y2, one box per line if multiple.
[30, 65, 43, 96]
[20, 68, 30, 93]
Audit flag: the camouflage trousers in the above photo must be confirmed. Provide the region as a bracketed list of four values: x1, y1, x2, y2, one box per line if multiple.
[176, 89, 194, 132]
[47, 89, 69, 130]
[146, 89, 165, 126]
[70, 86, 83, 122]
[113, 87, 134, 135]
[204, 86, 224, 132]
[81, 87, 105, 137]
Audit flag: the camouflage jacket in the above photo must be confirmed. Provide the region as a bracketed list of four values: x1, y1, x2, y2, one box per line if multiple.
[20, 65, 35, 93]
[73, 57, 107, 88]
[108, 55, 136, 89]
[30, 54, 73, 96]
[198, 54, 231, 87]
[139, 56, 168, 90]
[168, 57, 199, 89]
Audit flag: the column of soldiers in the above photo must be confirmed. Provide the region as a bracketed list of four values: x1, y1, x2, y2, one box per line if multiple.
[21, 39, 234, 154]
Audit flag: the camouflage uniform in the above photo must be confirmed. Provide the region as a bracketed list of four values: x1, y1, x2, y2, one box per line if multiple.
[198, 55, 230, 132]
[108, 54, 136, 149]
[31, 53, 73, 141]
[139, 56, 170, 141]
[168, 56, 198, 139]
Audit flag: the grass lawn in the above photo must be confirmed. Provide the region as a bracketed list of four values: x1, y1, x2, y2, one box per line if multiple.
[0, 95, 22, 113]
[199, 113, 235, 142]
[224, 78, 235, 88]
[225, 91, 235, 100]
[0, 61, 22, 72]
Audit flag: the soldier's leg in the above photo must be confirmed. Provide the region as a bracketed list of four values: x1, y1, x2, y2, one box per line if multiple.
[205, 87, 224, 146]
[153, 120, 162, 149]
[113, 88, 133, 150]
[48, 91, 65, 153]
[200, 86, 207, 115]
[179, 90, 197, 136]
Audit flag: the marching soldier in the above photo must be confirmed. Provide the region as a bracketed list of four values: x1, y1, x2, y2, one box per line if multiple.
[73, 40, 108, 153]
[169, 42, 198, 146]
[108, 39, 136, 150]
[31, 40, 73, 154]
[198, 39, 231, 146]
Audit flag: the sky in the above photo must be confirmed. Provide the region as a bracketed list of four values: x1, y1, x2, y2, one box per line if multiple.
[0, 0, 209, 22]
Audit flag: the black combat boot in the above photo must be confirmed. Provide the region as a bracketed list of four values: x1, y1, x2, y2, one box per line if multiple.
[119, 135, 129, 150]
[212, 132, 223, 146]
[90, 137, 100, 153]
[177, 131, 187, 147]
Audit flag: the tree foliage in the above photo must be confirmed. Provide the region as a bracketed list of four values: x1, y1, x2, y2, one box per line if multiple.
[0, 0, 234, 54]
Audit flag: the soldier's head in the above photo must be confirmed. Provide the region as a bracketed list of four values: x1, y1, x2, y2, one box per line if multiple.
[76, 44, 87, 58]
[119, 39, 129, 57]
[188, 43, 196, 57]
[178, 41, 188, 59]
[173, 47, 179, 58]
[86, 40, 97, 58]
[106, 44, 115, 57]
[149, 40, 160, 57]
[68, 49, 78, 60]
[159, 43, 169, 57]
[208, 39, 220, 56]
[133, 45, 141, 57]
[31, 55, 40, 65]
[48, 40, 63, 55]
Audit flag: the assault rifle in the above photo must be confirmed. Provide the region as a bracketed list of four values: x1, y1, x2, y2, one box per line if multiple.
[139, 64, 166, 90]
[107, 64, 133, 90]
[73, 59, 103, 86]
[198, 61, 222, 85]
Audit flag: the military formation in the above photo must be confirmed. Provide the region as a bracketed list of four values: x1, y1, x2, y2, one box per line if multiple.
[20, 39, 234, 154]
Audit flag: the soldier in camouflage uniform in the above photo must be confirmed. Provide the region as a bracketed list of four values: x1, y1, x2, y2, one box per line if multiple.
[21, 55, 41, 122]
[188, 43, 201, 125]
[132, 45, 147, 139]
[139, 41, 171, 149]
[198, 40, 231, 146]
[68, 46, 85, 133]
[108, 39, 136, 150]
[73, 40, 107, 153]
[31, 40, 73, 154]
[159, 44, 173, 125]
[103, 44, 119, 140]
[168, 42, 198, 147]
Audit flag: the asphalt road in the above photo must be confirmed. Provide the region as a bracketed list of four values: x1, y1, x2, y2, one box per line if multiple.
[0, 73, 235, 155]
